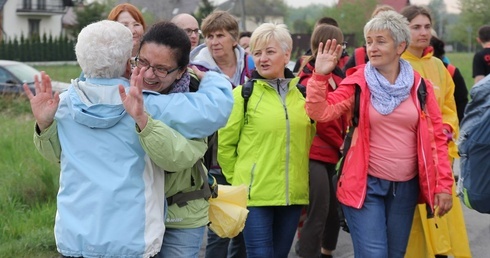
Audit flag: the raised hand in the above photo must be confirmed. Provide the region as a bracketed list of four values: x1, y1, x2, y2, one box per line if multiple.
[23, 72, 60, 131]
[314, 39, 343, 75]
[119, 66, 148, 129]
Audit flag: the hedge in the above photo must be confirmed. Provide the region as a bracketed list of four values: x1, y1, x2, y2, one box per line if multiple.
[0, 34, 76, 61]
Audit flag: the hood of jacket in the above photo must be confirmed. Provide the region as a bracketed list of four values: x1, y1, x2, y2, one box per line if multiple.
[190, 43, 248, 85]
[66, 77, 130, 129]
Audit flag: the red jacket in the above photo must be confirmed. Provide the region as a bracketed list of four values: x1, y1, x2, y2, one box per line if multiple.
[305, 65, 453, 211]
[298, 60, 346, 164]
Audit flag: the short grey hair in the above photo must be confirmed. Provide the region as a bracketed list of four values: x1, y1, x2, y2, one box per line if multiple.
[76, 20, 132, 78]
[363, 10, 411, 51]
[250, 23, 292, 53]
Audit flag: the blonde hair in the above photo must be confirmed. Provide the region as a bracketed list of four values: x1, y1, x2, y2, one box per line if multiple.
[250, 23, 292, 53]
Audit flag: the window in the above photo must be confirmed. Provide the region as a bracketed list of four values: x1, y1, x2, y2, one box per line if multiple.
[37, 0, 46, 10]
[23, 0, 32, 9]
[28, 19, 40, 39]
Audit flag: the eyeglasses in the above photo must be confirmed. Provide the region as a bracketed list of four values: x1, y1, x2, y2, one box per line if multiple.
[184, 28, 201, 36]
[135, 57, 181, 78]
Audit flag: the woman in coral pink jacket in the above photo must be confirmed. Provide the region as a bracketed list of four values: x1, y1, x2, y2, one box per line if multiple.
[305, 11, 453, 258]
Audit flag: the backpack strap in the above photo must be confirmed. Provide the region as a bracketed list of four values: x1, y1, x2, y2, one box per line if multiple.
[337, 84, 361, 176]
[242, 80, 308, 124]
[418, 79, 427, 111]
[352, 84, 361, 127]
[166, 160, 213, 207]
[188, 68, 200, 92]
[241, 80, 255, 124]
[446, 64, 456, 78]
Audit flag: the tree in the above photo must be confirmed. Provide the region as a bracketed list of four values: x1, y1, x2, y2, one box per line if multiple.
[195, 0, 215, 24]
[448, 0, 490, 51]
[284, 4, 329, 33]
[324, 0, 378, 46]
[71, 2, 107, 38]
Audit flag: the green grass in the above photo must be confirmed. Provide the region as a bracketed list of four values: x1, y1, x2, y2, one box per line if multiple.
[446, 52, 473, 91]
[33, 64, 82, 84]
[0, 97, 60, 257]
[1, 64, 82, 257]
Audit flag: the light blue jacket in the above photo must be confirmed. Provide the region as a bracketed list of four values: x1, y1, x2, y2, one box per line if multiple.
[35, 71, 233, 258]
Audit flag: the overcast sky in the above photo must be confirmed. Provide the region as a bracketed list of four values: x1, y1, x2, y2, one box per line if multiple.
[211, 0, 460, 13]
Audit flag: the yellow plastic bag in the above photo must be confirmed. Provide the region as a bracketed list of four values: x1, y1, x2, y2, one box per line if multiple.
[405, 183, 472, 258]
[208, 184, 249, 238]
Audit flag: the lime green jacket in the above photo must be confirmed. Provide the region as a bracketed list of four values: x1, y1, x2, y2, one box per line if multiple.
[218, 77, 314, 207]
[137, 119, 209, 229]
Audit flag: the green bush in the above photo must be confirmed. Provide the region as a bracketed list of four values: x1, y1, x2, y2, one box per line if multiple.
[1, 33, 76, 62]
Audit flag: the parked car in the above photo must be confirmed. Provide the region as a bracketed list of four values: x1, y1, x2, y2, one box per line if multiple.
[0, 60, 70, 94]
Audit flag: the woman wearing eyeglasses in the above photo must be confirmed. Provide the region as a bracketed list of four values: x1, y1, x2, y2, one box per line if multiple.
[131, 21, 217, 258]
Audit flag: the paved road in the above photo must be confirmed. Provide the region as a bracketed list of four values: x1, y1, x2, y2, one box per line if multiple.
[200, 161, 488, 257]
[200, 202, 489, 258]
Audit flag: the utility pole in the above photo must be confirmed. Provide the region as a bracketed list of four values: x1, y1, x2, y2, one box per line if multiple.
[239, 0, 246, 31]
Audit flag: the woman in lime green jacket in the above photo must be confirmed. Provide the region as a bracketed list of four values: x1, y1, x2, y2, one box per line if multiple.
[218, 23, 314, 258]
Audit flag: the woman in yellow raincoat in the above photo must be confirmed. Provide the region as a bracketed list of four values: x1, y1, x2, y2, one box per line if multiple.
[401, 5, 471, 258]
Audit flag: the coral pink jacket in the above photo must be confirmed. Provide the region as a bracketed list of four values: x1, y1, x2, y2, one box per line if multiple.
[305, 65, 453, 211]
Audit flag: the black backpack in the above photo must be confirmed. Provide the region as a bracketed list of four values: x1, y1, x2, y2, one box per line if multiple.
[241, 79, 307, 124]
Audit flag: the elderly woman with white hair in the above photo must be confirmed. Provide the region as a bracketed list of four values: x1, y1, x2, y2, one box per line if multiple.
[305, 11, 453, 258]
[23, 20, 233, 257]
[217, 23, 314, 258]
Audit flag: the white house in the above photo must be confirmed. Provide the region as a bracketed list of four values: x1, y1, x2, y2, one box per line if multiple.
[0, 0, 72, 41]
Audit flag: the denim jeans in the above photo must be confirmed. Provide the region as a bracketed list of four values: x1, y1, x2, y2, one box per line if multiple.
[243, 205, 303, 258]
[342, 175, 419, 258]
[205, 169, 247, 258]
[160, 226, 205, 258]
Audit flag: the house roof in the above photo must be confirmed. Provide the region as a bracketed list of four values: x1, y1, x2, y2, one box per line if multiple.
[381, 0, 410, 12]
[116, 0, 200, 20]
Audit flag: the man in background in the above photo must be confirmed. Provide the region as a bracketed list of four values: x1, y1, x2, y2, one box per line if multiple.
[473, 25, 490, 84]
[172, 13, 201, 50]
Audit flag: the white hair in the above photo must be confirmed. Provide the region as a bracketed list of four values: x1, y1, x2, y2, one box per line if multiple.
[75, 20, 132, 78]
[364, 11, 411, 51]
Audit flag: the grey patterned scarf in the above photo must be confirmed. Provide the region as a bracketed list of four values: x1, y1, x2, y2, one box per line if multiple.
[364, 59, 414, 115]
[168, 70, 190, 93]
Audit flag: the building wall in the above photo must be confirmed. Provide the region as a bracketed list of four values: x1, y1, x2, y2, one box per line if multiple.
[242, 16, 284, 32]
[2, 0, 63, 41]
